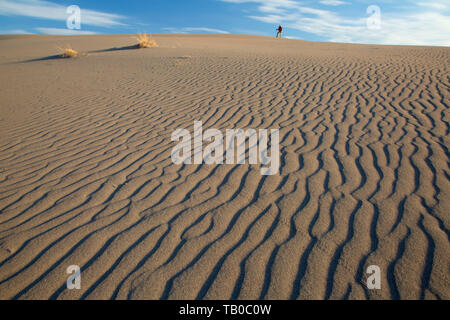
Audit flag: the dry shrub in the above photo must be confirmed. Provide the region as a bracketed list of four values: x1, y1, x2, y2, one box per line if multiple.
[58, 45, 78, 58]
[136, 33, 158, 48]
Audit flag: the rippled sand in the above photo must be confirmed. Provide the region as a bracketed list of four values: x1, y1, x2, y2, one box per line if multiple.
[0, 34, 448, 300]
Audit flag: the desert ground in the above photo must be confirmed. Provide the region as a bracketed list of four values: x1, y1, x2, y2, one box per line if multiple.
[0, 34, 448, 300]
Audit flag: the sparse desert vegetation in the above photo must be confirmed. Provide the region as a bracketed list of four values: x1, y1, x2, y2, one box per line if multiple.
[58, 45, 78, 58]
[136, 33, 158, 48]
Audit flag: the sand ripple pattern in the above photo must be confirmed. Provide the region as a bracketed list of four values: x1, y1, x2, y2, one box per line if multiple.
[0, 37, 449, 299]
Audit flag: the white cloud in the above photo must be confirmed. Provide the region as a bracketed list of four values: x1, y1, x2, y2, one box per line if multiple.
[319, 0, 348, 6]
[0, 29, 33, 34]
[164, 27, 230, 34]
[284, 35, 301, 39]
[222, 0, 299, 15]
[183, 27, 230, 34]
[35, 27, 98, 35]
[0, 0, 126, 27]
[221, 0, 450, 46]
[417, 2, 447, 10]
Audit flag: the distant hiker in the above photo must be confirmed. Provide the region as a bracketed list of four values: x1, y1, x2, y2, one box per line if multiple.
[276, 25, 283, 38]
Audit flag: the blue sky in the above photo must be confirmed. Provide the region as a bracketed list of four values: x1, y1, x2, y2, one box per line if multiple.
[1, 0, 449, 46]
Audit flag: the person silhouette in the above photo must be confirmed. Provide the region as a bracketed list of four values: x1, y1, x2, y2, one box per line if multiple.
[276, 25, 283, 38]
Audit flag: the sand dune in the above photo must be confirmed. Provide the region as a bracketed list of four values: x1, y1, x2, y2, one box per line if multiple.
[0, 34, 448, 300]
